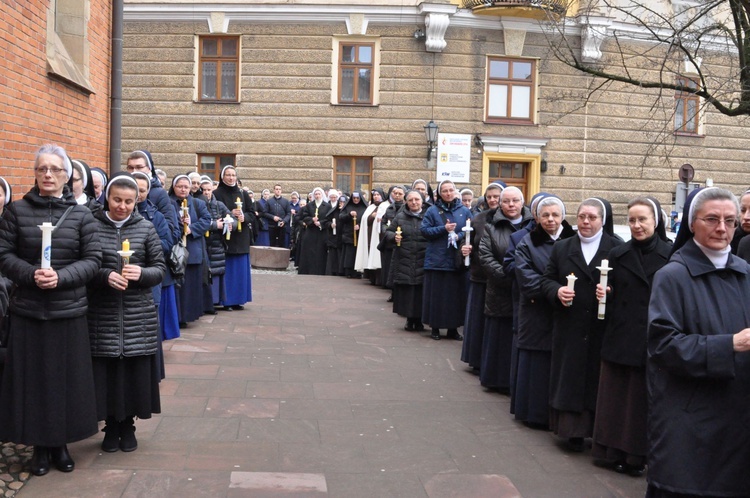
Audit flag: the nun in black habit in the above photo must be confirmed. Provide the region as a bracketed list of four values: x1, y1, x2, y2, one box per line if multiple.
[339, 191, 368, 278]
[324, 193, 345, 276]
[592, 196, 671, 474]
[540, 197, 622, 451]
[298, 187, 330, 275]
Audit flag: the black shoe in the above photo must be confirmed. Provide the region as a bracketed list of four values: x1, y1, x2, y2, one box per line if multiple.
[627, 464, 646, 477]
[613, 462, 627, 474]
[205, 309, 217, 315]
[30, 446, 49, 476]
[179, 321, 188, 328]
[386, 295, 393, 303]
[231, 305, 244, 311]
[447, 329, 463, 341]
[119, 417, 138, 452]
[222, 306, 233, 312]
[567, 437, 585, 452]
[413, 322, 425, 332]
[431, 329, 441, 340]
[404, 320, 414, 331]
[49, 445, 75, 472]
[101, 417, 120, 453]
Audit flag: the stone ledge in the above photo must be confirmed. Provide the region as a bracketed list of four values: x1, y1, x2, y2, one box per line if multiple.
[250, 246, 291, 270]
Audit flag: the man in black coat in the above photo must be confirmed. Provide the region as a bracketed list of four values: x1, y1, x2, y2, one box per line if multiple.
[263, 184, 291, 248]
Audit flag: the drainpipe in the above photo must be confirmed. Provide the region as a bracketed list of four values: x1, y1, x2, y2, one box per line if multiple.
[109, 0, 123, 173]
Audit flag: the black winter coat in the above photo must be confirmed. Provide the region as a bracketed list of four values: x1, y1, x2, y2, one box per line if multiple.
[541, 231, 622, 412]
[213, 183, 256, 253]
[467, 209, 492, 284]
[339, 195, 368, 245]
[513, 222, 576, 351]
[479, 206, 533, 318]
[204, 197, 234, 277]
[599, 234, 670, 367]
[647, 240, 750, 496]
[88, 210, 166, 357]
[383, 207, 427, 286]
[0, 187, 102, 320]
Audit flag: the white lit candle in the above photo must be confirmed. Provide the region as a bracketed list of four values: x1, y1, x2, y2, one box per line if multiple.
[461, 218, 473, 266]
[596, 259, 613, 319]
[38, 222, 55, 269]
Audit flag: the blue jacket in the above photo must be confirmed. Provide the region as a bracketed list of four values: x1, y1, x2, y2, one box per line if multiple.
[138, 198, 175, 290]
[420, 198, 472, 271]
[170, 195, 211, 265]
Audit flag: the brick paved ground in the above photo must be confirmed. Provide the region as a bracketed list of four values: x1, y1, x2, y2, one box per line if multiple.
[17, 272, 647, 497]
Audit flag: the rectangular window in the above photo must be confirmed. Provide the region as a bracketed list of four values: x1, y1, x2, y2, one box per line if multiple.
[199, 36, 239, 102]
[485, 57, 536, 124]
[198, 154, 236, 180]
[334, 157, 372, 194]
[675, 77, 700, 135]
[338, 43, 374, 105]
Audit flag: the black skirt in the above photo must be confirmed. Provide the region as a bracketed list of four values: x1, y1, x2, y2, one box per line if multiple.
[480, 316, 513, 390]
[461, 281, 486, 368]
[326, 247, 341, 275]
[0, 314, 98, 446]
[591, 360, 647, 466]
[92, 355, 161, 421]
[421, 270, 467, 329]
[392, 284, 423, 318]
[512, 349, 551, 427]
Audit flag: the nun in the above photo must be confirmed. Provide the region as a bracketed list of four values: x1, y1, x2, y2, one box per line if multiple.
[200, 176, 234, 312]
[298, 187, 330, 275]
[169, 174, 211, 326]
[478, 186, 534, 391]
[511, 195, 575, 428]
[731, 189, 750, 252]
[592, 196, 671, 475]
[380, 185, 406, 292]
[540, 197, 622, 451]
[0, 176, 11, 219]
[420, 180, 472, 340]
[88, 173, 165, 452]
[91, 167, 108, 205]
[0, 144, 101, 476]
[339, 191, 368, 278]
[647, 187, 750, 497]
[355, 188, 386, 284]
[461, 182, 503, 369]
[324, 192, 344, 276]
[212, 166, 254, 310]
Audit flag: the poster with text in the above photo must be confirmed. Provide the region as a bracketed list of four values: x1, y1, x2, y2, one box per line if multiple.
[436, 133, 471, 183]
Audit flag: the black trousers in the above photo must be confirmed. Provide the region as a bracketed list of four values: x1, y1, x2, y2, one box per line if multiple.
[269, 224, 285, 247]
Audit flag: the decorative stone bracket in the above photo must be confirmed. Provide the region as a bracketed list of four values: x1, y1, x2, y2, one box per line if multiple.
[579, 16, 611, 63]
[418, 3, 458, 53]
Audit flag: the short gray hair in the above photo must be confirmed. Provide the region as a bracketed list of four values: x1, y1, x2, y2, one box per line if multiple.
[36, 144, 72, 180]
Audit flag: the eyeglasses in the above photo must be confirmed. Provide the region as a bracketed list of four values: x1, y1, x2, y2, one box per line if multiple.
[126, 164, 149, 172]
[696, 217, 738, 228]
[35, 166, 65, 175]
[577, 214, 600, 222]
[627, 216, 653, 226]
[502, 199, 522, 205]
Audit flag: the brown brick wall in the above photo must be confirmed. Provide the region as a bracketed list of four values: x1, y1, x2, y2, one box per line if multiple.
[0, 0, 111, 200]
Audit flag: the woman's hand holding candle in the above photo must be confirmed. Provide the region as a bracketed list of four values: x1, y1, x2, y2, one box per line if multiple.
[122, 264, 142, 282]
[34, 268, 58, 289]
[107, 270, 129, 290]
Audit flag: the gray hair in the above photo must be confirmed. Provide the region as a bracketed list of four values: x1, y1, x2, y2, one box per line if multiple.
[689, 187, 739, 227]
[579, 198, 605, 223]
[36, 144, 72, 180]
[537, 196, 566, 218]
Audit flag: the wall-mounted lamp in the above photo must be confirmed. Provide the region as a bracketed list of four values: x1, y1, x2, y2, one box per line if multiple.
[540, 159, 548, 173]
[559, 165, 566, 174]
[414, 29, 425, 40]
[424, 120, 439, 161]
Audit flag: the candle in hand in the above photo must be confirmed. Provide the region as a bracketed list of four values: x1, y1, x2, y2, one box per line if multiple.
[565, 273, 577, 307]
[461, 218, 473, 266]
[396, 226, 402, 246]
[38, 222, 55, 269]
[596, 259, 613, 320]
[235, 197, 242, 231]
[122, 239, 130, 252]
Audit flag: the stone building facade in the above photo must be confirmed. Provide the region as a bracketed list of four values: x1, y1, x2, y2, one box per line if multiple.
[122, 1, 750, 220]
[0, 0, 112, 196]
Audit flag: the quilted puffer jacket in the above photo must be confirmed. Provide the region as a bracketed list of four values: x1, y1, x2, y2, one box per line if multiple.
[0, 187, 101, 320]
[87, 209, 166, 357]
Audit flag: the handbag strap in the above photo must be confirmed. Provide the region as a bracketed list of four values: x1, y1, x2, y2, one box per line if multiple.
[54, 205, 77, 229]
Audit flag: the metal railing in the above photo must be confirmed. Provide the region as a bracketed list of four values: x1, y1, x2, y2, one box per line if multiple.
[461, 0, 568, 16]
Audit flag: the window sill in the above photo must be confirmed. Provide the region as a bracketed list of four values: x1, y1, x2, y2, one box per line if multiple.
[484, 119, 537, 126]
[193, 100, 241, 104]
[332, 102, 378, 107]
[673, 131, 704, 138]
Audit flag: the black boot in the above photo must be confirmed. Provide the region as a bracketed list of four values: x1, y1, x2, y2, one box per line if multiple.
[49, 445, 75, 472]
[431, 328, 441, 340]
[413, 321, 425, 332]
[404, 319, 414, 331]
[30, 446, 50, 476]
[119, 417, 138, 452]
[447, 328, 463, 341]
[101, 416, 120, 452]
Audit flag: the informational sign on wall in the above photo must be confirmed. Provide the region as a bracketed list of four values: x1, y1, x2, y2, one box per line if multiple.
[436, 133, 472, 183]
